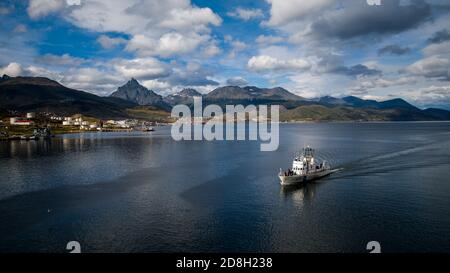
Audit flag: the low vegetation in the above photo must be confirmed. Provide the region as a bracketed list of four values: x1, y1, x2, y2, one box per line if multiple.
[126, 106, 174, 123]
[281, 105, 392, 122]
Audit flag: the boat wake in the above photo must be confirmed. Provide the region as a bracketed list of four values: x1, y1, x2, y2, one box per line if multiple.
[325, 139, 450, 180]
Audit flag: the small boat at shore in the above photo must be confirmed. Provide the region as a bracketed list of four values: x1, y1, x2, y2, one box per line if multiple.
[142, 127, 154, 132]
[20, 135, 38, 141]
[278, 146, 338, 186]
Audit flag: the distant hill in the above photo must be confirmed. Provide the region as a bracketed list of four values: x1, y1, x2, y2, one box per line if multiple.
[110, 78, 170, 110]
[341, 96, 419, 110]
[164, 88, 202, 106]
[206, 86, 253, 100]
[205, 86, 305, 102]
[280, 105, 390, 122]
[422, 108, 450, 120]
[280, 103, 450, 122]
[341, 96, 381, 108]
[245, 86, 305, 101]
[0, 75, 136, 118]
[317, 96, 347, 106]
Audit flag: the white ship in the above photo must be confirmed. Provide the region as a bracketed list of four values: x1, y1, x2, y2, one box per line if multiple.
[278, 146, 338, 186]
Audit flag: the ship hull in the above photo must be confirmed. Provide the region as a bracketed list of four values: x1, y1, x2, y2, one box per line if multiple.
[279, 169, 337, 186]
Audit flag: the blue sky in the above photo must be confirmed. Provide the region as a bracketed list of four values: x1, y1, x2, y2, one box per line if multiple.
[0, 0, 450, 109]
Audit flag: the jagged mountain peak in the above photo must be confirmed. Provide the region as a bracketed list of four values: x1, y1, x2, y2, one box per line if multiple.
[110, 78, 166, 107]
[177, 88, 202, 97]
[125, 78, 140, 86]
[164, 88, 202, 106]
[120, 78, 146, 90]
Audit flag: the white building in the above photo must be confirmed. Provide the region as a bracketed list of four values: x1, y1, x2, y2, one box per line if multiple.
[117, 120, 130, 128]
[10, 117, 33, 126]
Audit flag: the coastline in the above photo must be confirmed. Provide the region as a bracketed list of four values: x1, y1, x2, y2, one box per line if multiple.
[2, 120, 450, 141]
[280, 120, 450, 124]
[0, 127, 136, 141]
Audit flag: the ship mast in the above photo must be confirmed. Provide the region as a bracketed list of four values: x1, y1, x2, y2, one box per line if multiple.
[303, 146, 315, 174]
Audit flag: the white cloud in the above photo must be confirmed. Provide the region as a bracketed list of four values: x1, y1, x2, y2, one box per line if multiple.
[265, 0, 334, 26]
[141, 79, 171, 90]
[373, 76, 417, 88]
[256, 35, 284, 45]
[61, 67, 123, 94]
[113, 57, 170, 79]
[27, 0, 65, 19]
[350, 75, 418, 94]
[258, 45, 302, 61]
[64, 0, 221, 35]
[406, 56, 450, 80]
[158, 33, 206, 56]
[421, 85, 450, 97]
[226, 76, 248, 86]
[37, 53, 86, 66]
[167, 61, 218, 87]
[0, 62, 22, 76]
[126, 32, 208, 57]
[27, 0, 81, 19]
[66, 1, 144, 33]
[225, 36, 247, 58]
[26, 65, 64, 81]
[159, 7, 222, 31]
[97, 35, 127, 49]
[403, 85, 450, 109]
[247, 55, 311, 73]
[27, 0, 222, 59]
[227, 7, 264, 21]
[203, 42, 222, 57]
[231, 40, 247, 53]
[423, 41, 450, 57]
[0, 63, 63, 83]
[288, 72, 344, 98]
[66, 0, 81, 5]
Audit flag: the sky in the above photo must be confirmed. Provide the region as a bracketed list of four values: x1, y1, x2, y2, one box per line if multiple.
[0, 0, 449, 109]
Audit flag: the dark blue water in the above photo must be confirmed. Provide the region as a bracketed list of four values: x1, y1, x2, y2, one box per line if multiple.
[1, 122, 450, 252]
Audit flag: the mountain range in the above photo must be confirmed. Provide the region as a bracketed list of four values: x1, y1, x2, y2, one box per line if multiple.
[164, 88, 202, 105]
[1, 75, 449, 122]
[0, 75, 134, 118]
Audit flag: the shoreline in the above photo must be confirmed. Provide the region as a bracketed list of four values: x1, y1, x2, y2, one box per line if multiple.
[2, 120, 450, 141]
[280, 120, 450, 124]
[0, 128, 136, 141]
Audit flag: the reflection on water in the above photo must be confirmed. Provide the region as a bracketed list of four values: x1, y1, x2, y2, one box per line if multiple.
[2, 123, 450, 252]
[280, 182, 319, 206]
